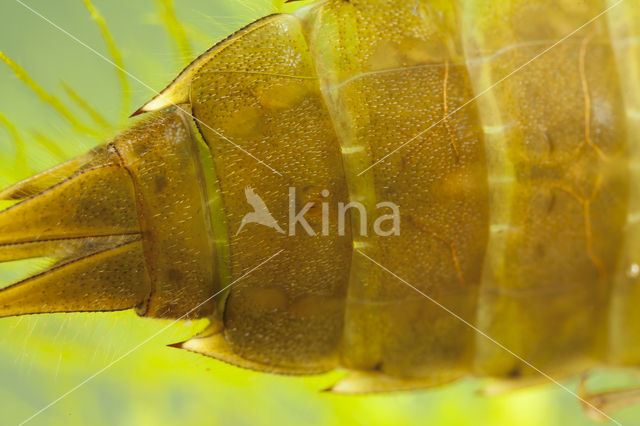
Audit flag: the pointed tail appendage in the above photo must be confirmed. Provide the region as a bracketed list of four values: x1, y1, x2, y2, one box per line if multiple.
[0, 107, 218, 320]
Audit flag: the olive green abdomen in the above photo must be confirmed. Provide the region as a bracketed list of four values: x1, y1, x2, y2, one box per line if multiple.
[303, 0, 489, 383]
[297, 0, 635, 384]
[147, 0, 639, 387]
[189, 14, 353, 372]
[461, 0, 630, 378]
[2, 0, 640, 396]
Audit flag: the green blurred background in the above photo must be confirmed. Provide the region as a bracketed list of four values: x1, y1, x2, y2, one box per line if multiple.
[0, 1, 638, 425]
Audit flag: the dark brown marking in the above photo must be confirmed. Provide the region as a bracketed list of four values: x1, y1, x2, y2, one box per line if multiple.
[506, 366, 521, 379]
[547, 192, 556, 214]
[154, 175, 168, 193]
[372, 361, 384, 372]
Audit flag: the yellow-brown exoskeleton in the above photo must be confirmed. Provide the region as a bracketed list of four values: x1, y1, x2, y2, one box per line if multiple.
[1, 0, 640, 420]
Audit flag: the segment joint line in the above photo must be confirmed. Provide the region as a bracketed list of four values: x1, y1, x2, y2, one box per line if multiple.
[356, 249, 622, 426]
[357, 0, 626, 176]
